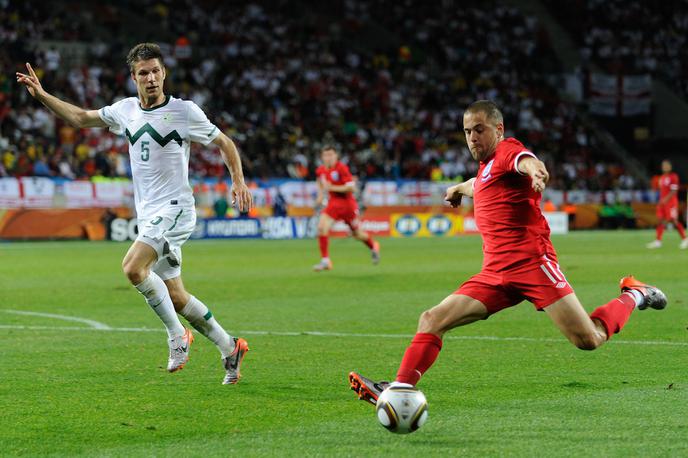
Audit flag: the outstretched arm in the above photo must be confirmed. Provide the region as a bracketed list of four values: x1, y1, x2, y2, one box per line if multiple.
[212, 132, 253, 212]
[323, 182, 355, 194]
[16, 62, 105, 128]
[517, 156, 549, 193]
[445, 178, 476, 207]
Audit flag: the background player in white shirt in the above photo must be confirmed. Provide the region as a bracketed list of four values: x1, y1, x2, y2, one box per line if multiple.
[17, 43, 253, 384]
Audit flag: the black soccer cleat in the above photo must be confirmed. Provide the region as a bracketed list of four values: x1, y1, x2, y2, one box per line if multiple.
[349, 372, 390, 406]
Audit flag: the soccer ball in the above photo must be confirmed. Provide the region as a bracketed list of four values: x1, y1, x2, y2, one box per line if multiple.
[375, 386, 428, 434]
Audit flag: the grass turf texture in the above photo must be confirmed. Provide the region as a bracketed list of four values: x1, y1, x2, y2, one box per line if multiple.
[1, 230, 686, 457]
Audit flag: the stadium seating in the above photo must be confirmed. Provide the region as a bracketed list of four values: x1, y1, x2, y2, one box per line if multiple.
[1, 0, 634, 191]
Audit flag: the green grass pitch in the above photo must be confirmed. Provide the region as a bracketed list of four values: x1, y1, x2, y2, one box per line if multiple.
[1, 230, 687, 457]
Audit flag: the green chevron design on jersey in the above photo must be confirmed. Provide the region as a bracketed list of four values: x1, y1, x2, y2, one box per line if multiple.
[125, 123, 183, 147]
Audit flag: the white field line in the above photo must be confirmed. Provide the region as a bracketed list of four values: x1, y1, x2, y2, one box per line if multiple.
[2, 309, 112, 330]
[0, 323, 686, 347]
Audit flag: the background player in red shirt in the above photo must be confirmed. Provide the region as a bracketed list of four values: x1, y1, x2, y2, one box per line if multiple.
[313, 146, 380, 271]
[647, 159, 687, 249]
[349, 100, 667, 404]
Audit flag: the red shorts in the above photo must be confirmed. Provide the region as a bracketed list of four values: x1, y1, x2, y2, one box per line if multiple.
[656, 204, 678, 221]
[455, 255, 574, 315]
[324, 201, 360, 230]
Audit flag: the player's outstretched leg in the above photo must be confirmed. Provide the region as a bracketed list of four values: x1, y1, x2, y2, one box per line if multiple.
[349, 294, 487, 405]
[547, 276, 666, 350]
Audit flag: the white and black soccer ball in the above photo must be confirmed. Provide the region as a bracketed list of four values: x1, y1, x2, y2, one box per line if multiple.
[375, 386, 428, 434]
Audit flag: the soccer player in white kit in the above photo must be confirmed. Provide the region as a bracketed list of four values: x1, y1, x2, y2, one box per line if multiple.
[17, 43, 253, 384]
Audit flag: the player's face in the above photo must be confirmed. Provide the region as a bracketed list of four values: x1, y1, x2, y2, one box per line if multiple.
[463, 111, 504, 162]
[131, 59, 166, 102]
[661, 160, 672, 173]
[321, 149, 337, 167]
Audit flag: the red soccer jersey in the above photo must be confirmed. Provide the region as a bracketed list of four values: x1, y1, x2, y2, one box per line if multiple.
[658, 172, 679, 207]
[316, 161, 356, 205]
[472, 138, 555, 272]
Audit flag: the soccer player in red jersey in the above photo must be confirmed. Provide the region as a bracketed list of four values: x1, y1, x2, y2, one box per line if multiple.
[349, 100, 667, 404]
[647, 159, 687, 249]
[313, 146, 380, 271]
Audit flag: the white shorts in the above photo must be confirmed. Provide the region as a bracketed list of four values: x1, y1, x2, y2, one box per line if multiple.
[136, 206, 196, 280]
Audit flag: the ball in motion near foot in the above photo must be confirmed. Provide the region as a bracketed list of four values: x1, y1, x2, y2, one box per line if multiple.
[375, 386, 428, 434]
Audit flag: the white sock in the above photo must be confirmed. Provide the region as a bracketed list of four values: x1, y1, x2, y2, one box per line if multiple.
[322, 257, 330, 262]
[180, 295, 234, 358]
[625, 289, 644, 308]
[135, 272, 185, 339]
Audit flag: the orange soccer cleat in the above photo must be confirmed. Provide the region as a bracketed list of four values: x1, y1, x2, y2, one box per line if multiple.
[168, 328, 194, 372]
[349, 372, 390, 406]
[222, 337, 249, 385]
[619, 275, 667, 311]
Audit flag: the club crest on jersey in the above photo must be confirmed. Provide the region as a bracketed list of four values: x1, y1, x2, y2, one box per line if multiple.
[481, 159, 494, 182]
[330, 171, 340, 181]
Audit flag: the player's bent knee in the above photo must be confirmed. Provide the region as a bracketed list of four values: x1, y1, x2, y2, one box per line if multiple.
[572, 333, 603, 351]
[122, 261, 148, 285]
[417, 309, 441, 334]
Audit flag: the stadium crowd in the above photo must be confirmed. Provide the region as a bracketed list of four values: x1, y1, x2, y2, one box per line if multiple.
[1, 0, 634, 191]
[547, 0, 688, 99]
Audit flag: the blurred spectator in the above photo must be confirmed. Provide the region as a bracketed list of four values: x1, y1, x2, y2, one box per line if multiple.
[273, 190, 288, 217]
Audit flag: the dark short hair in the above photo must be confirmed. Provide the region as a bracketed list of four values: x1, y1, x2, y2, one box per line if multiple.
[126, 43, 164, 72]
[465, 100, 504, 125]
[320, 145, 338, 154]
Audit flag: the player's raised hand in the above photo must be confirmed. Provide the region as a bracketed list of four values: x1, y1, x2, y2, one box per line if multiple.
[15, 63, 45, 99]
[231, 181, 254, 212]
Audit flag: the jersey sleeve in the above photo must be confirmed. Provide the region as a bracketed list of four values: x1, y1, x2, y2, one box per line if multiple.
[499, 140, 537, 175]
[338, 163, 354, 184]
[187, 102, 220, 145]
[98, 99, 128, 135]
[316, 165, 326, 178]
[670, 174, 680, 191]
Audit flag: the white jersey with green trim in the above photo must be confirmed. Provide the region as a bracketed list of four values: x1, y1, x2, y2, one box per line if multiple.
[98, 95, 220, 219]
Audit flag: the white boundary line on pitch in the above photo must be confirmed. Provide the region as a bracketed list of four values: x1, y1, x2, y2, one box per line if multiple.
[0, 324, 686, 347]
[1, 309, 112, 330]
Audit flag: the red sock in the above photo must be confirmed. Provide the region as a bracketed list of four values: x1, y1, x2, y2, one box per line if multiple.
[395, 333, 443, 385]
[589, 292, 636, 339]
[318, 235, 329, 258]
[676, 221, 686, 239]
[363, 235, 374, 250]
[656, 223, 665, 240]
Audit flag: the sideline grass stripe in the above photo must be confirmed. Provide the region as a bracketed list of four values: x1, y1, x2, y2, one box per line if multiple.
[1, 324, 686, 347]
